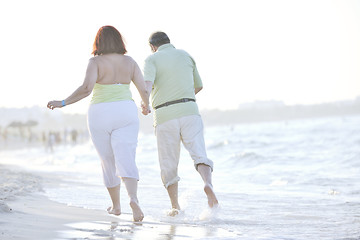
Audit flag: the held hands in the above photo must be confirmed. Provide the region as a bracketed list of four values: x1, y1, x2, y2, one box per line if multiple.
[141, 101, 151, 115]
[47, 100, 63, 110]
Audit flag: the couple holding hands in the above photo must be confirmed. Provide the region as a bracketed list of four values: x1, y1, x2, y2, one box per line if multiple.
[47, 26, 218, 222]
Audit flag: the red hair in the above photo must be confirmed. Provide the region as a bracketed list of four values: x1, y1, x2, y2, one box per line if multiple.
[92, 26, 127, 56]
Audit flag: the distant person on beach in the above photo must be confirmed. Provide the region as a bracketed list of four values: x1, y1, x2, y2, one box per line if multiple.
[47, 25, 150, 222]
[142, 32, 218, 215]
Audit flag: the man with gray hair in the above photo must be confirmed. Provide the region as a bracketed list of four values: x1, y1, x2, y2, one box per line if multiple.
[142, 31, 218, 215]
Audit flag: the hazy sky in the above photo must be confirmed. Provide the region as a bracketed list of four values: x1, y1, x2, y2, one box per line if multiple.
[1, 0, 359, 114]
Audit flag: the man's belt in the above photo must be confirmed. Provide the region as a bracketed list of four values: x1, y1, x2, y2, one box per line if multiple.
[154, 98, 195, 110]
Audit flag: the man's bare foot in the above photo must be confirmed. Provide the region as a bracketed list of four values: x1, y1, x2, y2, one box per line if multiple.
[130, 201, 144, 222]
[204, 184, 219, 208]
[167, 208, 180, 217]
[107, 207, 121, 216]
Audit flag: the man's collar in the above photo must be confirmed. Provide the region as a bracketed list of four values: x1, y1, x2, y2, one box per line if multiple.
[157, 43, 174, 51]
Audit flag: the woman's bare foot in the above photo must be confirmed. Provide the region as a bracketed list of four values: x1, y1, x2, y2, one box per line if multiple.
[107, 207, 121, 216]
[204, 184, 219, 208]
[130, 201, 144, 222]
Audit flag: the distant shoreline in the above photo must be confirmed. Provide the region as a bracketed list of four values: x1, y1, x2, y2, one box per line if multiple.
[0, 99, 359, 136]
[201, 100, 360, 126]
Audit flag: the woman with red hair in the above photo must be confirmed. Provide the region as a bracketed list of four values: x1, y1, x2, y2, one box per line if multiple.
[47, 26, 150, 222]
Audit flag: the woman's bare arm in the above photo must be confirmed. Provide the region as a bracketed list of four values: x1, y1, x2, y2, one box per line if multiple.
[132, 62, 151, 114]
[47, 59, 98, 109]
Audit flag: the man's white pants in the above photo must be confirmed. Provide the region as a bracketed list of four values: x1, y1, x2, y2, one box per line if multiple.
[155, 115, 214, 188]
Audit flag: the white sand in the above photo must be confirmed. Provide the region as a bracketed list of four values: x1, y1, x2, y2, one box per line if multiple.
[0, 164, 236, 240]
[0, 164, 119, 239]
[1, 194, 121, 239]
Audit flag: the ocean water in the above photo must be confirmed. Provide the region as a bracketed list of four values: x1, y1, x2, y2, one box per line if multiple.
[1, 115, 360, 239]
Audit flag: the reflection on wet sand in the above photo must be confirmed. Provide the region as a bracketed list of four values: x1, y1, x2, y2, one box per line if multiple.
[60, 215, 237, 240]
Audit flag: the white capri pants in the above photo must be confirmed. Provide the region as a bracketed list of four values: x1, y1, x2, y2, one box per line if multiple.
[155, 115, 214, 188]
[87, 100, 139, 188]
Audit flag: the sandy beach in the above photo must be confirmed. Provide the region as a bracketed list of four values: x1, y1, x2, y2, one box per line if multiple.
[0, 164, 236, 240]
[1, 115, 360, 239]
[1, 193, 121, 239]
[0, 164, 118, 239]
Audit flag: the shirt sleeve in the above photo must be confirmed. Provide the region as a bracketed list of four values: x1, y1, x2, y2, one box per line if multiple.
[143, 56, 156, 83]
[191, 56, 203, 88]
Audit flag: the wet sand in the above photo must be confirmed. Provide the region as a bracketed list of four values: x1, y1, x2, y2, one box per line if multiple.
[0, 164, 236, 240]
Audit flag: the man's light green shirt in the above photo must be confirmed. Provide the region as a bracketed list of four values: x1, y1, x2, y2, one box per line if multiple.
[143, 44, 203, 126]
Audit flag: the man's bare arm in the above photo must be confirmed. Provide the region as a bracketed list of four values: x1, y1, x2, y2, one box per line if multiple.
[195, 86, 203, 95]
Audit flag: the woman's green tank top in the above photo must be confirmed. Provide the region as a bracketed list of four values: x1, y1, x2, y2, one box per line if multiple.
[91, 83, 132, 104]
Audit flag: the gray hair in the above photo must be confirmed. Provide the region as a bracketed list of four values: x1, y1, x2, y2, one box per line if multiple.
[149, 32, 170, 47]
